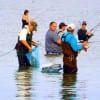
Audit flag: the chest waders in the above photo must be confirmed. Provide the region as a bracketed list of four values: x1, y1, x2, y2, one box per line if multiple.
[61, 34, 78, 74]
[15, 28, 33, 67]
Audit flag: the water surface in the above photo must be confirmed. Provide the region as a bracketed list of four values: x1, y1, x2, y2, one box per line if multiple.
[0, 0, 100, 100]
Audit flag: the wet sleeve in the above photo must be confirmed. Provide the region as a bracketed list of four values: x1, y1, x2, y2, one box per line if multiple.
[19, 29, 27, 41]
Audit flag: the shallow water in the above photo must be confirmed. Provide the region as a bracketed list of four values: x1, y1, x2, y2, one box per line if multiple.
[0, 0, 100, 100]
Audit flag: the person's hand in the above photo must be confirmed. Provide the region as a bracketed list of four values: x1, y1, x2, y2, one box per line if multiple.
[86, 31, 91, 35]
[90, 33, 94, 36]
[86, 32, 94, 36]
[33, 43, 39, 47]
[35, 41, 41, 47]
[83, 47, 88, 52]
[31, 41, 40, 47]
[82, 41, 88, 52]
[82, 41, 88, 47]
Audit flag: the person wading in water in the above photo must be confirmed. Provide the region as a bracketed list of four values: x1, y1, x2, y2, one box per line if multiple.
[45, 21, 62, 55]
[15, 19, 38, 67]
[61, 24, 88, 74]
[22, 9, 29, 28]
[77, 21, 94, 43]
[58, 22, 67, 39]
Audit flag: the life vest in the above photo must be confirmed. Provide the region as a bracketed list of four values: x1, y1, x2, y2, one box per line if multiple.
[61, 33, 78, 68]
[15, 27, 33, 54]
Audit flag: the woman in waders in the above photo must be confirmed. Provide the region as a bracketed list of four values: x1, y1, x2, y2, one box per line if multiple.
[15, 19, 38, 67]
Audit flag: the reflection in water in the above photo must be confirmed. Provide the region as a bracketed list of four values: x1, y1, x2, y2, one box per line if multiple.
[61, 74, 77, 100]
[16, 67, 32, 100]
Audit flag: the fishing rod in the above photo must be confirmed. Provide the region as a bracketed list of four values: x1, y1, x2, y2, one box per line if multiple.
[88, 41, 100, 43]
[0, 43, 43, 58]
[77, 21, 100, 32]
[0, 6, 52, 58]
[0, 48, 15, 58]
[90, 22, 100, 33]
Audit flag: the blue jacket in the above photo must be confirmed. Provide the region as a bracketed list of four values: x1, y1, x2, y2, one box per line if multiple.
[62, 32, 83, 52]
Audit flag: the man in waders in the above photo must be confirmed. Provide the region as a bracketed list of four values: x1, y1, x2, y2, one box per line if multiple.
[77, 21, 94, 43]
[15, 19, 38, 67]
[61, 24, 88, 73]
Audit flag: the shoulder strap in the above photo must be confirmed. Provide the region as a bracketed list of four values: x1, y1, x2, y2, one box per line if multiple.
[58, 31, 62, 34]
[61, 33, 70, 42]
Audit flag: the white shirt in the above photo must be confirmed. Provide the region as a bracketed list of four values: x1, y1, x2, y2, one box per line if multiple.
[18, 26, 31, 41]
[58, 29, 65, 39]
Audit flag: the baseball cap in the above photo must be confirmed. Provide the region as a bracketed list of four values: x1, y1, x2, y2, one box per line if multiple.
[67, 23, 75, 30]
[59, 22, 67, 29]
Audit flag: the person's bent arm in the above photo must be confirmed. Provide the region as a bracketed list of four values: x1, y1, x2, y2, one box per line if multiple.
[56, 39, 62, 46]
[31, 41, 39, 46]
[20, 40, 32, 52]
[53, 33, 62, 46]
[70, 38, 88, 52]
[69, 36, 83, 52]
